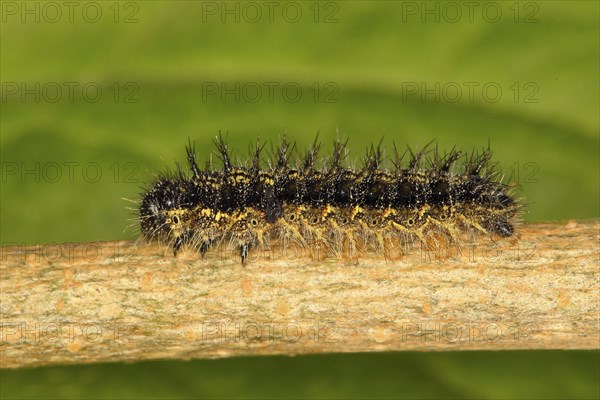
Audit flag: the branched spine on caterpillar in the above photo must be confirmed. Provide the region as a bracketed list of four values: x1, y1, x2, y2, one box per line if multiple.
[139, 135, 522, 264]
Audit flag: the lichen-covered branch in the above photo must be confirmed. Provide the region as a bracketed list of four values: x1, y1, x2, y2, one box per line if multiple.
[1, 221, 598, 369]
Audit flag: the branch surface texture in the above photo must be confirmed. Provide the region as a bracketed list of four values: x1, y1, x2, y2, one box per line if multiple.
[1, 221, 598, 368]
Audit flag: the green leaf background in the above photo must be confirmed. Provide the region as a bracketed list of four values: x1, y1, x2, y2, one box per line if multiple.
[1, 1, 598, 398]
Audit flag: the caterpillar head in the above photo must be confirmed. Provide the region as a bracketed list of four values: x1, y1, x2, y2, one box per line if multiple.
[139, 178, 195, 245]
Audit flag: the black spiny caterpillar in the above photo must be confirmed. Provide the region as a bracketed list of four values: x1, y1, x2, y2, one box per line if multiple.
[139, 136, 521, 263]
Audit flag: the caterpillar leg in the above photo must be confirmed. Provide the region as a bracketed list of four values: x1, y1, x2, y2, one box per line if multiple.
[173, 236, 184, 256]
[200, 240, 211, 257]
[240, 243, 250, 264]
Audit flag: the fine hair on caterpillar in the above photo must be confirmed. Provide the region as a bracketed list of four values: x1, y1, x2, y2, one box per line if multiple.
[138, 134, 522, 264]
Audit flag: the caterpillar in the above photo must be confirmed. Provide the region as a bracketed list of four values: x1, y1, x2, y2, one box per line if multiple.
[138, 135, 521, 264]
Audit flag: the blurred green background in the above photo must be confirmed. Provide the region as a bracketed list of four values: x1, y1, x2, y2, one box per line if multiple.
[1, 1, 598, 398]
